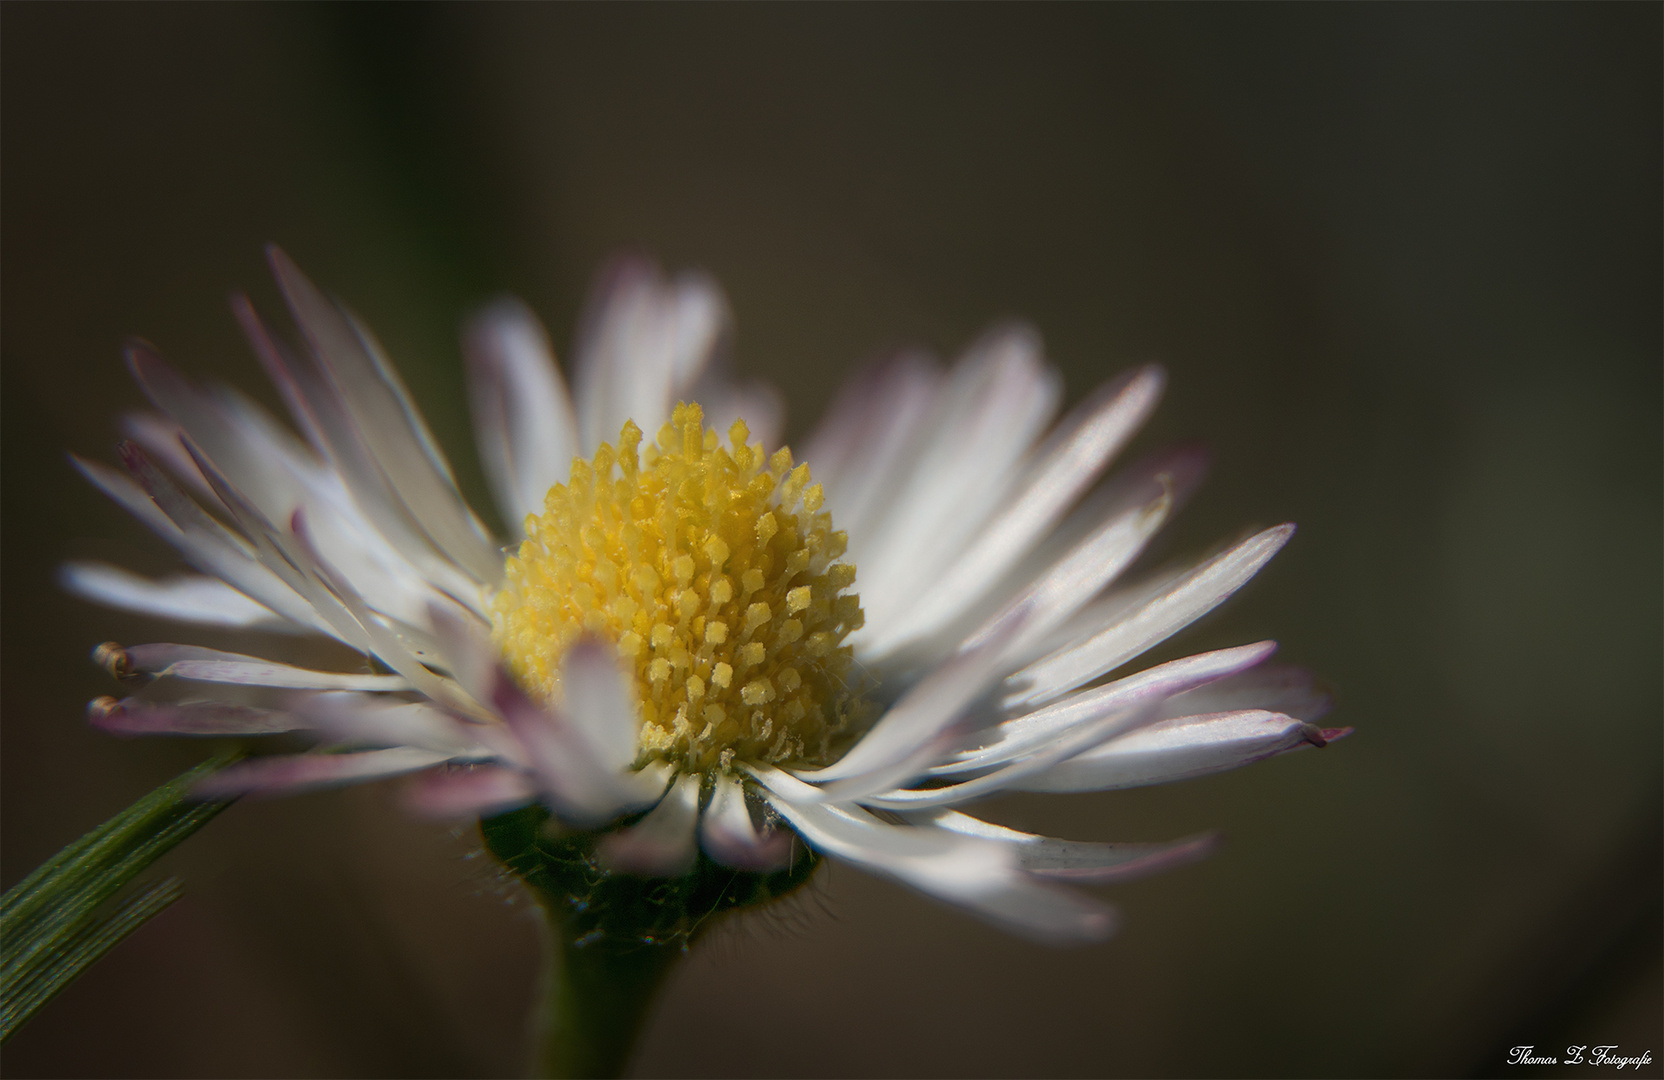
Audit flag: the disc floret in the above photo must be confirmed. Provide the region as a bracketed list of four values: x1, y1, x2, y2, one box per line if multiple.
[493, 403, 865, 773]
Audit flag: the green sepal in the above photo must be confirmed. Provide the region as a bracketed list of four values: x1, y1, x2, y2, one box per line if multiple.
[480, 801, 819, 1078]
[0, 754, 238, 1043]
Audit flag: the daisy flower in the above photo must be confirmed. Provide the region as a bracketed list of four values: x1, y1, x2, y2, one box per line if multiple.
[68, 247, 1345, 947]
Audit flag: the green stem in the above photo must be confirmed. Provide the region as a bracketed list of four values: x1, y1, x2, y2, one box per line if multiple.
[479, 804, 821, 1079]
[535, 907, 682, 1079]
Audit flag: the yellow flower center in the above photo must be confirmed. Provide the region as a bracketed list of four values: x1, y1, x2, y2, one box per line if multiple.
[492, 402, 865, 773]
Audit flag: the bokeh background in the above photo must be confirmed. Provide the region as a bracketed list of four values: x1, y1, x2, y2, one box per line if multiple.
[3, 5, 1659, 1077]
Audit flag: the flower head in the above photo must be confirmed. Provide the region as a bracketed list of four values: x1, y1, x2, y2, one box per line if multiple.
[69, 247, 1346, 943]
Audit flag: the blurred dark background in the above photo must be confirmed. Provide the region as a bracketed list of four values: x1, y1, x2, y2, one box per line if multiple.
[3, 5, 1659, 1077]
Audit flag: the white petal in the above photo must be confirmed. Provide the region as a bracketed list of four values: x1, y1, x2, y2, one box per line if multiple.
[742, 761, 830, 805]
[60, 562, 287, 629]
[696, 379, 785, 451]
[761, 793, 1115, 944]
[267, 247, 499, 581]
[572, 259, 729, 452]
[72, 453, 181, 541]
[79, 447, 333, 638]
[126, 355, 443, 628]
[893, 457, 1184, 669]
[188, 471, 376, 654]
[882, 446, 1206, 676]
[116, 642, 411, 691]
[858, 695, 1154, 811]
[955, 447, 1211, 676]
[560, 637, 642, 773]
[660, 275, 730, 392]
[193, 747, 453, 799]
[464, 299, 579, 531]
[638, 273, 730, 437]
[423, 597, 499, 708]
[867, 365, 1164, 653]
[173, 461, 452, 714]
[700, 773, 796, 872]
[234, 295, 485, 604]
[290, 692, 489, 756]
[230, 294, 336, 458]
[167, 461, 452, 685]
[1006, 524, 1295, 708]
[914, 810, 1218, 883]
[125, 342, 311, 528]
[488, 665, 666, 825]
[598, 773, 701, 876]
[935, 642, 1278, 776]
[218, 383, 482, 621]
[161, 662, 406, 692]
[183, 386, 456, 631]
[120, 411, 214, 499]
[764, 789, 997, 860]
[1010, 709, 1345, 793]
[1029, 444, 1209, 576]
[112, 294, 484, 639]
[854, 326, 1062, 633]
[925, 868, 1119, 945]
[803, 352, 944, 546]
[787, 605, 1031, 794]
[1153, 663, 1333, 723]
[250, 502, 467, 711]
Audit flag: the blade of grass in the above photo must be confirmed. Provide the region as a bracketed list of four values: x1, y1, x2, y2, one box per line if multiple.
[1, 755, 233, 927]
[0, 878, 184, 1040]
[1, 795, 228, 986]
[0, 755, 238, 1042]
